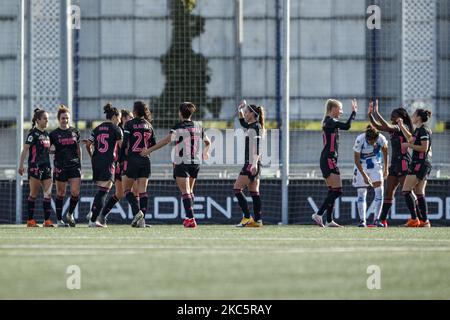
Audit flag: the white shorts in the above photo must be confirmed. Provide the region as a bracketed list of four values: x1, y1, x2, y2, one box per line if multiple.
[352, 164, 383, 188]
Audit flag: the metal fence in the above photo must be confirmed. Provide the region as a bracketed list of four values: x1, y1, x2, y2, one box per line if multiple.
[0, 0, 449, 223]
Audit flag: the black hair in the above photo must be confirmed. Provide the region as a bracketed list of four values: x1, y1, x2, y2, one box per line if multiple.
[31, 108, 47, 130]
[103, 102, 120, 120]
[120, 109, 133, 119]
[179, 102, 196, 119]
[415, 108, 432, 123]
[365, 124, 379, 141]
[392, 107, 413, 132]
[133, 101, 152, 122]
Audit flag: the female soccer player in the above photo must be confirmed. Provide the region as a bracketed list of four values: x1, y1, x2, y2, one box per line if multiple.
[368, 100, 414, 227]
[84, 103, 123, 227]
[397, 109, 433, 228]
[120, 101, 156, 228]
[18, 108, 53, 227]
[97, 109, 139, 226]
[49, 105, 81, 227]
[312, 99, 358, 227]
[140, 102, 211, 228]
[352, 125, 388, 227]
[233, 101, 265, 228]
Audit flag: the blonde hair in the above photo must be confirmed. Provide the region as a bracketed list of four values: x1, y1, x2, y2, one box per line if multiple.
[323, 99, 342, 120]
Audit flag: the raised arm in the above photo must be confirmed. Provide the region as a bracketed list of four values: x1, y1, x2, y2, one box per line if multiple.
[368, 101, 384, 130]
[396, 118, 413, 141]
[402, 127, 429, 153]
[238, 100, 249, 129]
[371, 99, 398, 132]
[332, 99, 358, 130]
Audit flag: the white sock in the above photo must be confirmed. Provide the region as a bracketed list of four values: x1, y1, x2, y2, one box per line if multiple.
[357, 188, 368, 223]
[374, 186, 384, 221]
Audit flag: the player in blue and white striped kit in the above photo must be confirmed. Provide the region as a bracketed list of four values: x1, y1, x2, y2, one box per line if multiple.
[352, 125, 388, 227]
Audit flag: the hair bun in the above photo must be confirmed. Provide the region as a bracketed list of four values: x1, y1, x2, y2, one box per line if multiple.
[103, 102, 113, 113]
[33, 108, 42, 114]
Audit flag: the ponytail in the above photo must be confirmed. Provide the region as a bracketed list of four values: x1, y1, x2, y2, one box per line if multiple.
[31, 108, 46, 131]
[103, 102, 120, 120]
[256, 106, 265, 129]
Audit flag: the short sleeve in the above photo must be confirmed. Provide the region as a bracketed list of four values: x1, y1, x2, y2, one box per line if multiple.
[353, 136, 363, 153]
[88, 130, 95, 142]
[419, 128, 430, 141]
[25, 132, 35, 145]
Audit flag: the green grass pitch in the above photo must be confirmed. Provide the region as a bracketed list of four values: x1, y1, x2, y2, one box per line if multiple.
[0, 225, 449, 299]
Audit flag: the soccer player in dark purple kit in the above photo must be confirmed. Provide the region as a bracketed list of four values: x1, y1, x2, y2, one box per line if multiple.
[50, 105, 82, 227]
[120, 101, 156, 228]
[234, 101, 265, 228]
[397, 108, 433, 228]
[141, 102, 211, 228]
[368, 100, 414, 227]
[18, 108, 54, 227]
[84, 103, 123, 227]
[97, 109, 139, 226]
[312, 99, 358, 227]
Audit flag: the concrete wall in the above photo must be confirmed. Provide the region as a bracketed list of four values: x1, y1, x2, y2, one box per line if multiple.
[0, 0, 448, 122]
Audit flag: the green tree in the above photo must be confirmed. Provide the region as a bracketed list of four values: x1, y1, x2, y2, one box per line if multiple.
[152, 0, 222, 127]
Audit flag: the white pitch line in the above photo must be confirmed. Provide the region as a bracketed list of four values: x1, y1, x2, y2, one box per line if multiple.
[1, 245, 450, 253]
[2, 248, 450, 257]
[0, 236, 450, 243]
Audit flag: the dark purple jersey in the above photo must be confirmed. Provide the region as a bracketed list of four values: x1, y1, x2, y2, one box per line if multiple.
[122, 118, 156, 159]
[239, 119, 262, 165]
[389, 125, 411, 165]
[321, 111, 356, 159]
[26, 128, 51, 167]
[411, 125, 432, 163]
[88, 122, 123, 164]
[49, 127, 81, 169]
